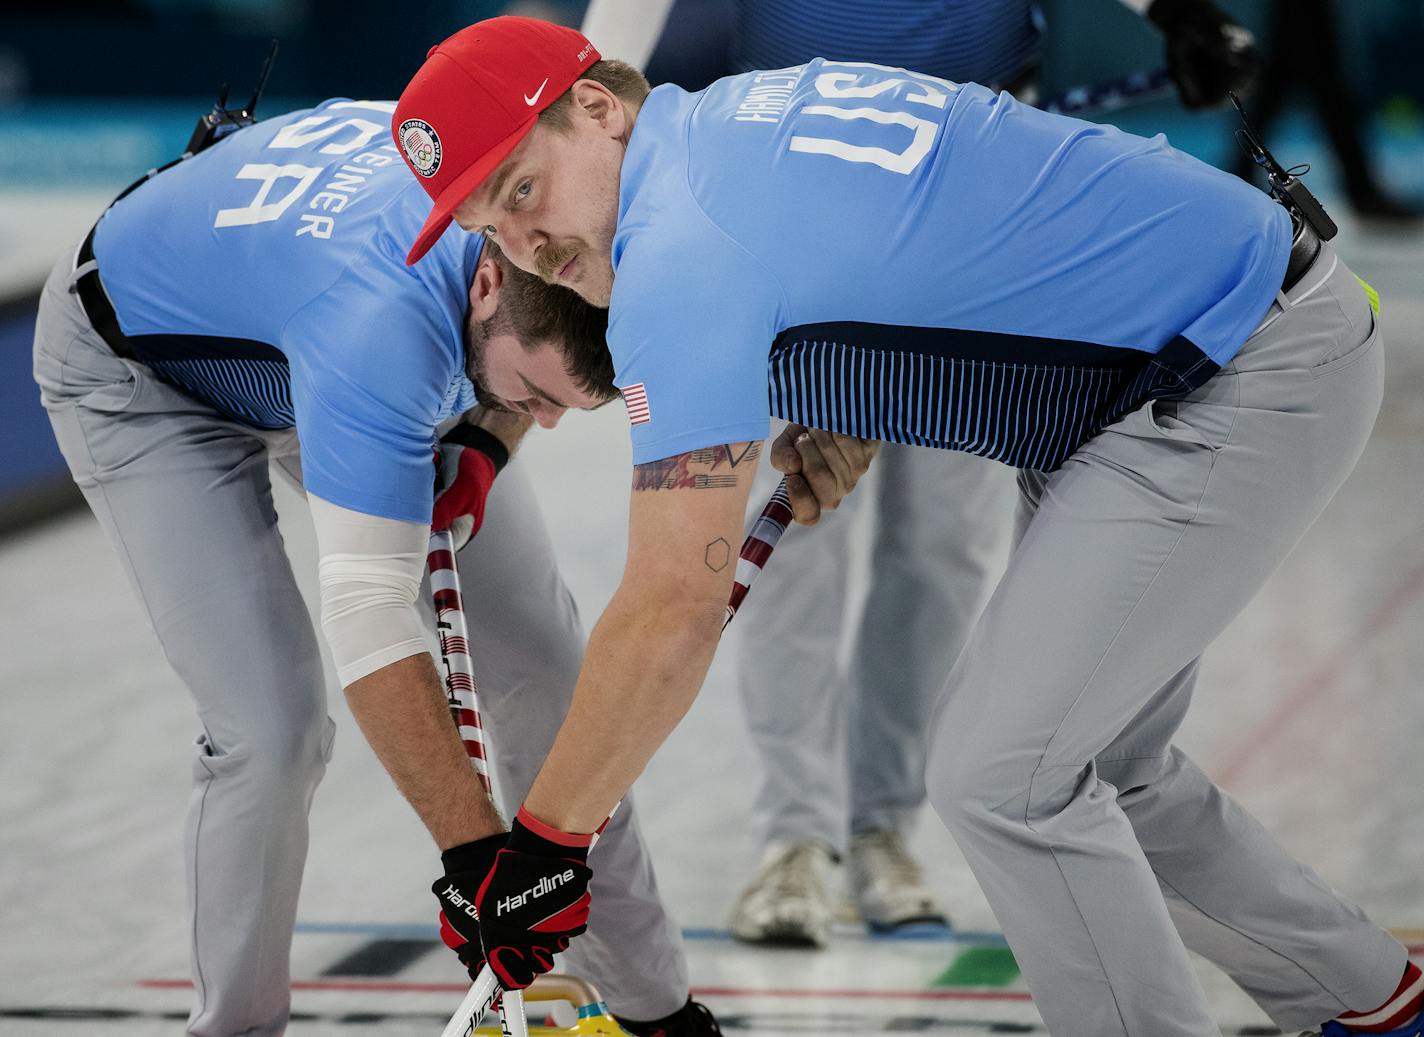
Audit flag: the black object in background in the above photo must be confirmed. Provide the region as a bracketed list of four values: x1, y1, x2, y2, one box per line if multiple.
[1238, 0, 1420, 221]
[1147, 0, 1258, 110]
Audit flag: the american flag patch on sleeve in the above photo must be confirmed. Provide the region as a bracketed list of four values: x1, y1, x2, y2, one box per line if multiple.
[620, 383, 652, 425]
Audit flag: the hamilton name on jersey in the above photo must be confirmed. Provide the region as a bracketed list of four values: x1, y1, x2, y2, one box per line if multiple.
[733, 69, 802, 123]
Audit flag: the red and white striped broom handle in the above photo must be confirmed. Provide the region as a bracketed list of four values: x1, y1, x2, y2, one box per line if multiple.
[433, 475, 793, 1037]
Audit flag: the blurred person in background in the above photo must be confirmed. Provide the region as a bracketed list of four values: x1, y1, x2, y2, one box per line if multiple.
[581, 0, 1258, 948]
[1234, 0, 1421, 223]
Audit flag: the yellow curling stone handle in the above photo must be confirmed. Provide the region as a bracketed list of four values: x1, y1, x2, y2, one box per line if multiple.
[473, 974, 632, 1037]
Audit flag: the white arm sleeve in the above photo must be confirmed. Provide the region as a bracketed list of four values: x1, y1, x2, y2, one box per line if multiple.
[309, 494, 431, 687]
[580, 0, 676, 70]
[1117, 0, 1153, 16]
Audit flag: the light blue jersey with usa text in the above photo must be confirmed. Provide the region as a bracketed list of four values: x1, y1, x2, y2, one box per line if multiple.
[609, 63, 1291, 468]
[92, 98, 482, 522]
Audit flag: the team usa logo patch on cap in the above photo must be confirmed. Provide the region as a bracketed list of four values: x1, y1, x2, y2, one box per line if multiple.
[620, 383, 651, 425]
[398, 119, 442, 178]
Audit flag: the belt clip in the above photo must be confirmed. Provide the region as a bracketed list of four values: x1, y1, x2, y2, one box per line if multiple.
[1230, 93, 1338, 241]
[187, 39, 279, 156]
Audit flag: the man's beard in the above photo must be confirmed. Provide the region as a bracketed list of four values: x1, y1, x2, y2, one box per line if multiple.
[465, 322, 509, 413]
[470, 376, 511, 413]
[576, 256, 615, 307]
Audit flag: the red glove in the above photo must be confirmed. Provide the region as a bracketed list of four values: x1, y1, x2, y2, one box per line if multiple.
[432, 424, 509, 550]
[474, 808, 593, 990]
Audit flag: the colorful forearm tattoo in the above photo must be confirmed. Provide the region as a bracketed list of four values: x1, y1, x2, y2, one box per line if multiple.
[632, 443, 760, 492]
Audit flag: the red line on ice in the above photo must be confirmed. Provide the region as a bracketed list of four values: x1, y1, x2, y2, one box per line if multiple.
[138, 978, 1031, 1000]
[1215, 558, 1424, 787]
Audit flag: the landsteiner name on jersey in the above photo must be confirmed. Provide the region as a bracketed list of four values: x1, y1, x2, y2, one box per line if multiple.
[290, 143, 403, 240]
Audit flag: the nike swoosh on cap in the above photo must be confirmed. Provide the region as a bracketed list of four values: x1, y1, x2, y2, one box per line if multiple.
[524, 79, 549, 106]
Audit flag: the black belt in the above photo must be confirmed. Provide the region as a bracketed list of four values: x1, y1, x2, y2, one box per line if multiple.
[73, 224, 137, 361]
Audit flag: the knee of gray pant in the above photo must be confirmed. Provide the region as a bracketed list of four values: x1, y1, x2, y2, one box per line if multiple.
[196, 715, 335, 793]
[255, 712, 335, 785]
[925, 735, 1027, 835]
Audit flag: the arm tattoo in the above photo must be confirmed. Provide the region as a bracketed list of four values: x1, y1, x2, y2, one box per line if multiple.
[633, 442, 761, 492]
[704, 537, 731, 572]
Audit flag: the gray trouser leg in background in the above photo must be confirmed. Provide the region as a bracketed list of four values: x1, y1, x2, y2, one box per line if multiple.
[925, 246, 1404, 1036]
[735, 435, 1007, 852]
[847, 446, 1007, 839]
[735, 442, 854, 850]
[33, 253, 688, 1032]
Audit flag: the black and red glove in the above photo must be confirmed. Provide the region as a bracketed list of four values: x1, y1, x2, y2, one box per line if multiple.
[432, 423, 509, 550]
[475, 808, 593, 990]
[1148, 0, 1258, 110]
[432, 833, 505, 979]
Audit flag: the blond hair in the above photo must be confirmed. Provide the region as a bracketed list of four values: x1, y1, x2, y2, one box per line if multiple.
[538, 59, 651, 131]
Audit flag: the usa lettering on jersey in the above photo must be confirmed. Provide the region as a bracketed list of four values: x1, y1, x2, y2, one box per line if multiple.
[729, 62, 959, 176]
[213, 101, 400, 241]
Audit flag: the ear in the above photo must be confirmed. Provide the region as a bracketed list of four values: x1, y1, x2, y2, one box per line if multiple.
[469, 251, 504, 322]
[569, 79, 627, 138]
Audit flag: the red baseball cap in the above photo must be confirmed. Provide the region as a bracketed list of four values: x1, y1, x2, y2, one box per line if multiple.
[394, 16, 600, 265]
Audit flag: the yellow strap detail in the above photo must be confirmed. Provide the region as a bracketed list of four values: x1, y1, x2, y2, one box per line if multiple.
[1355, 274, 1381, 316]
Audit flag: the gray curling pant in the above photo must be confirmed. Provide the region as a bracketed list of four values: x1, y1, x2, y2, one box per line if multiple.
[32, 251, 687, 1035]
[735, 439, 1008, 851]
[924, 244, 1405, 1036]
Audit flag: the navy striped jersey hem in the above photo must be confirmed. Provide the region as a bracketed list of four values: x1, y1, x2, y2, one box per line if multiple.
[129, 333, 295, 430]
[767, 322, 1219, 472]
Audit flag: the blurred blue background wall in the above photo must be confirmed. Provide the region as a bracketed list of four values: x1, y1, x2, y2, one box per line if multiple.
[1, 0, 1420, 526]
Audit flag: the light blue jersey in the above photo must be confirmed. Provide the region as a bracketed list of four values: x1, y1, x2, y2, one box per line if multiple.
[732, 0, 1042, 88]
[93, 99, 482, 522]
[609, 63, 1291, 467]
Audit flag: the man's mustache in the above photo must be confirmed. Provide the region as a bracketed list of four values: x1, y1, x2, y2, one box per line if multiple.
[536, 241, 581, 282]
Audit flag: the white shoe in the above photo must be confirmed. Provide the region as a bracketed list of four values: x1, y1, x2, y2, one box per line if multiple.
[848, 829, 949, 932]
[728, 840, 837, 948]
